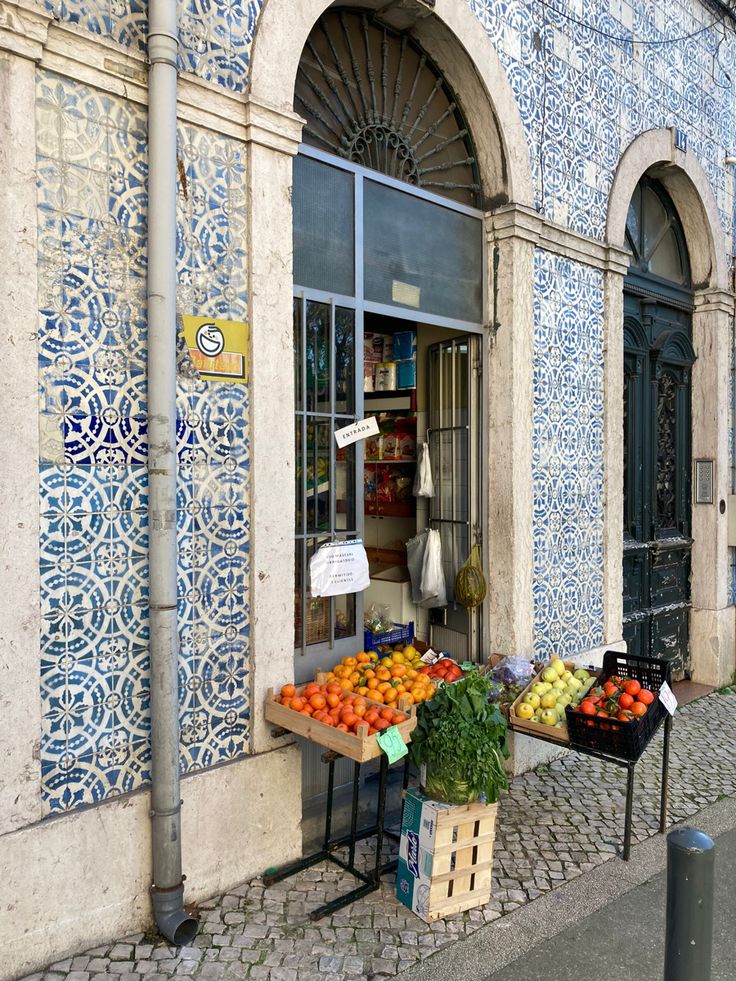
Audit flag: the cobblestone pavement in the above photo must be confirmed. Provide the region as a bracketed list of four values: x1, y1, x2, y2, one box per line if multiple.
[20, 689, 736, 981]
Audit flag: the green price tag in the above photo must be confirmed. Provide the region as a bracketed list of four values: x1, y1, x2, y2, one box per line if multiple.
[461, 661, 474, 672]
[376, 726, 408, 764]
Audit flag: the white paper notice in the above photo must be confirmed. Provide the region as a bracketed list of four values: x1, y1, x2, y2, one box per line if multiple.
[334, 416, 379, 449]
[659, 681, 678, 716]
[309, 540, 370, 597]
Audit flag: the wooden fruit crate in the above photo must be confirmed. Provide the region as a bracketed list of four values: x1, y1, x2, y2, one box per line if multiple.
[508, 660, 578, 745]
[423, 801, 498, 921]
[264, 685, 417, 764]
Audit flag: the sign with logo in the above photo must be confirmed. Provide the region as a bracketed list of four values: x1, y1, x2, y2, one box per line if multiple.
[181, 315, 249, 384]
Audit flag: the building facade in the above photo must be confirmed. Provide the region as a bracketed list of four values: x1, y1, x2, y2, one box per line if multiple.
[1, 0, 735, 974]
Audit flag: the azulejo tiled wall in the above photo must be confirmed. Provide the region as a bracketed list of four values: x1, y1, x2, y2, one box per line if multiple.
[37, 71, 250, 813]
[44, 0, 735, 248]
[532, 251, 605, 658]
[41, 0, 260, 90]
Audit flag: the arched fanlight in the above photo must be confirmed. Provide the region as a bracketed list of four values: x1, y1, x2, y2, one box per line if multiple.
[295, 8, 480, 206]
[625, 178, 691, 287]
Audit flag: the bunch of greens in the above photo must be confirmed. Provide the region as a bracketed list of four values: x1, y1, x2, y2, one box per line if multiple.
[409, 671, 510, 805]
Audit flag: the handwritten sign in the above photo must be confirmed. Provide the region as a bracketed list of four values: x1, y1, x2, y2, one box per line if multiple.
[309, 540, 370, 597]
[659, 681, 678, 716]
[376, 726, 408, 764]
[334, 416, 379, 449]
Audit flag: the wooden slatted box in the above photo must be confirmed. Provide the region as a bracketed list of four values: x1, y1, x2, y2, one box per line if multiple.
[396, 790, 497, 921]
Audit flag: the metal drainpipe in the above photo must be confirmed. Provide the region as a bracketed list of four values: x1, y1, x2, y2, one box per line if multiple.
[147, 0, 198, 947]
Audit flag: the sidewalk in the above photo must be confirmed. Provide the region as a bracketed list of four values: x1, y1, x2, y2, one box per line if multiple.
[18, 687, 736, 981]
[483, 824, 735, 981]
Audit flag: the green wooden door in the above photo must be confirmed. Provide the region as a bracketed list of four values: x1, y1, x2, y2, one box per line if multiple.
[622, 178, 694, 675]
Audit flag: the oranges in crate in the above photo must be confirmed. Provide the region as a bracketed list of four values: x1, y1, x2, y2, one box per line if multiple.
[278, 680, 408, 735]
[323, 646, 435, 705]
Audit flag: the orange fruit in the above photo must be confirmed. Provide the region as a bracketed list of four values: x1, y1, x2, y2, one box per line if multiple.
[390, 665, 406, 678]
[366, 678, 379, 690]
[349, 670, 361, 685]
[342, 712, 359, 728]
[380, 707, 394, 722]
[356, 686, 369, 696]
[353, 702, 366, 718]
[364, 708, 379, 725]
[356, 652, 371, 664]
[376, 667, 391, 681]
[336, 723, 349, 732]
[370, 691, 384, 703]
[384, 688, 398, 704]
[326, 692, 340, 708]
[374, 718, 390, 731]
[339, 679, 354, 692]
[401, 693, 415, 705]
[290, 697, 306, 712]
[280, 683, 296, 698]
[309, 693, 326, 710]
[393, 712, 408, 723]
[342, 656, 357, 668]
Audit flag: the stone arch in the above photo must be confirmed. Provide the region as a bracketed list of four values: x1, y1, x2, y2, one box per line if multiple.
[249, 0, 534, 206]
[607, 128, 728, 290]
[604, 127, 735, 686]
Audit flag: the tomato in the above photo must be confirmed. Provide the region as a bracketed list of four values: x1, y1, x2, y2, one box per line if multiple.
[638, 689, 655, 705]
[617, 711, 633, 722]
[630, 701, 647, 716]
[619, 693, 634, 710]
[622, 679, 641, 697]
[581, 701, 597, 715]
[596, 710, 610, 717]
[603, 681, 620, 697]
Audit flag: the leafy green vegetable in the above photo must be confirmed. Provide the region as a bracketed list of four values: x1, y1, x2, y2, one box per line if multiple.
[409, 671, 510, 805]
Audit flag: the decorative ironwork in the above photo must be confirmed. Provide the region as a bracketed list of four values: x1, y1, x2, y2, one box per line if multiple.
[295, 9, 480, 206]
[656, 372, 678, 529]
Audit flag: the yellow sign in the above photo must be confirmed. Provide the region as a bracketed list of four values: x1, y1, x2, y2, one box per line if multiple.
[181, 315, 249, 384]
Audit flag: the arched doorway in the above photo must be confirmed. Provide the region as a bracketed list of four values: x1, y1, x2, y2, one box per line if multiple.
[292, 9, 489, 689]
[622, 177, 695, 674]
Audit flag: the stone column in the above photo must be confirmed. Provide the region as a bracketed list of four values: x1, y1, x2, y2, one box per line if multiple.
[484, 206, 538, 658]
[0, 1, 51, 835]
[244, 97, 305, 753]
[690, 288, 736, 685]
[601, 259, 628, 644]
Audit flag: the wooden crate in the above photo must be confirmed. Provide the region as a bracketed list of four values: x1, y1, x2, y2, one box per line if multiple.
[264, 685, 417, 764]
[426, 801, 498, 920]
[507, 660, 578, 745]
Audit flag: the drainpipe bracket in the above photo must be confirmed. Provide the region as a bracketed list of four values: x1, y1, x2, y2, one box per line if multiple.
[150, 798, 184, 819]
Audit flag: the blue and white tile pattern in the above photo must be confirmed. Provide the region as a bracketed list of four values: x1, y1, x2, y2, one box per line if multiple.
[36, 72, 251, 813]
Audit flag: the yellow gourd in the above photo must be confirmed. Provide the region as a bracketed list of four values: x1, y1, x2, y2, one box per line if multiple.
[454, 543, 487, 611]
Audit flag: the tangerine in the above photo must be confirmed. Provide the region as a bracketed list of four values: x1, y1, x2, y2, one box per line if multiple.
[280, 683, 296, 699]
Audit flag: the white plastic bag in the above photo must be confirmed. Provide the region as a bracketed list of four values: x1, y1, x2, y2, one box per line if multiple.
[419, 529, 447, 608]
[406, 530, 430, 604]
[413, 442, 434, 498]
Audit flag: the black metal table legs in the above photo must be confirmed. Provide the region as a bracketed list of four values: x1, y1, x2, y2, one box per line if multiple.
[263, 751, 409, 921]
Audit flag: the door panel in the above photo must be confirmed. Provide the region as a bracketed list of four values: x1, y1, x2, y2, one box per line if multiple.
[427, 335, 483, 661]
[622, 293, 693, 675]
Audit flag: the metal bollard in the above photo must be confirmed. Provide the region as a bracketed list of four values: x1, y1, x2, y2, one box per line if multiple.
[663, 827, 715, 981]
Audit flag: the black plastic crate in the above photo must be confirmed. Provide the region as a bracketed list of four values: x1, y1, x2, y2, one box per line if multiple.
[565, 651, 672, 761]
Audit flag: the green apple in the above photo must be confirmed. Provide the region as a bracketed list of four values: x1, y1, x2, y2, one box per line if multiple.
[540, 692, 558, 709]
[532, 682, 548, 697]
[541, 667, 558, 684]
[574, 668, 591, 682]
[523, 692, 541, 709]
[560, 670, 573, 682]
[540, 708, 558, 726]
[552, 679, 567, 691]
[557, 694, 572, 707]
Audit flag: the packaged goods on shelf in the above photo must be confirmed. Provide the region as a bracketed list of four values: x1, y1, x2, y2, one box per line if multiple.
[375, 362, 398, 391]
[393, 330, 417, 361]
[397, 359, 417, 389]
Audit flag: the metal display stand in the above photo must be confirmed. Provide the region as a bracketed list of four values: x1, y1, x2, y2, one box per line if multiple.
[263, 749, 410, 920]
[513, 713, 673, 860]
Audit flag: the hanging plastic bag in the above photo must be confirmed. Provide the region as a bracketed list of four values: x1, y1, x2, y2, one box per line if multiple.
[413, 442, 434, 498]
[406, 530, 430, 604]
[419, 529, 447, 608]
